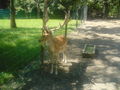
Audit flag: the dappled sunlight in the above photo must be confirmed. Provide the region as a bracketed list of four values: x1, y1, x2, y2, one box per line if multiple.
[0, 19, 76, 73]
[102, 49, 119, 54]
[1, 19, 120, 89]
[105, 56, 120, 63]
[0, 19, 76, 29]
[96, 33, 120, 40]
[92, 59, 107, 66]
[76, 20, 120, 89]
[83, 83, 118, 90]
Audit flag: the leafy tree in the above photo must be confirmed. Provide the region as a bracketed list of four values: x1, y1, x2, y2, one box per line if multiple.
[87, 0, 120, 19]
[34, 0, 44, 18]
[118, 0, 120, 18]
[110, 0, 120, 18]
[56, 0, 82, 37]
[15, 0, 35, 18]
[103, 0, 110, 19]
[40, 0, 49, 64]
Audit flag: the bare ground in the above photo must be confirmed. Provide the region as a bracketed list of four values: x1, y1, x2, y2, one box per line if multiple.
[2, 20, 120, 90]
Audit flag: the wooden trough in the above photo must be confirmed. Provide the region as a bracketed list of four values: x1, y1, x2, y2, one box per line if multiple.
[82, 44, 96, 58]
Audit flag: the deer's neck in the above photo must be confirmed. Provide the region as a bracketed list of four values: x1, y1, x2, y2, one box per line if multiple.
[46, 35, 54, 45]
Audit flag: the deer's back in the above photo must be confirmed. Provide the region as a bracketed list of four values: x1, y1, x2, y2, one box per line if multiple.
[52, 35, 67, 53]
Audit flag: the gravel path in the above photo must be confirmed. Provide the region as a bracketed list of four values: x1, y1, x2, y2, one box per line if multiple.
[13, 19, 120, 90]
[75, 20, 120, 90]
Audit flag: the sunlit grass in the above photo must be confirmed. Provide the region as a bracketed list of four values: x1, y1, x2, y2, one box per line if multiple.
[0, 19, 76, 73]
[0, 19, 76, 85]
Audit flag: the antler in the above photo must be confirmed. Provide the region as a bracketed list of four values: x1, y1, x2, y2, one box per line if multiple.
[50, 10, 71, 31]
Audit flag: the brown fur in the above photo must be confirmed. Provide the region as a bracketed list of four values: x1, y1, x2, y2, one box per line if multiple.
[40, 30, 67, 75]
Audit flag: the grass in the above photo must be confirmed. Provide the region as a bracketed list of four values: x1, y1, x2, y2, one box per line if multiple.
[84, 45, 95, 54]
[86, 46, 94, 54]
[0, 19, 76, 85]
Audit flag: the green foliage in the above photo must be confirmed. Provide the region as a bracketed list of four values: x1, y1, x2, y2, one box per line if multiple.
[0, 72, 14, 85]
[57, 0, 82, 11]
[0, 19, 75, 71]
[15, 0, 36, 18]
[88, 0, 120, 18]
[0, 19, 76, 85]
[15, 0, 35, 12]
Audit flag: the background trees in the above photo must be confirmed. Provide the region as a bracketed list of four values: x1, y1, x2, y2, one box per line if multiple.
[4, 0, 119, 20]
[88, 0, 120, 19]
[15, 0, 36, 18]
[34, 0, 43, 18]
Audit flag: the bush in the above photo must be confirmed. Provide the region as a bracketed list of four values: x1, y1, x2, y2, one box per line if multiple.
[0, 72, 14, 85]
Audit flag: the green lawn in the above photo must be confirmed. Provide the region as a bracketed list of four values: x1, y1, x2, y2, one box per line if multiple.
[0, 19, 76, 84]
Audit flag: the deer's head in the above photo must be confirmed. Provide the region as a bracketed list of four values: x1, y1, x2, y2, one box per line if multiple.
[39, 30, 53, 44]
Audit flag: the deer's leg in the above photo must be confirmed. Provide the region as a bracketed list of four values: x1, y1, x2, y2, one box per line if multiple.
[50, 63, 53, 74]
[55, 63, 58, 75]
[62, 52, 67, 63]
[50, 53, 53, 74]
[55, 55, 59, 75]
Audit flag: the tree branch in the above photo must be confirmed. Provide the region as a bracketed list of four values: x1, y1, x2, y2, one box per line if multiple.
[50, 10, 71, 31]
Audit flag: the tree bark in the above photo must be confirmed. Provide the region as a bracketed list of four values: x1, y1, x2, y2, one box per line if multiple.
[76, 9, 79, 28]
[103, 0, 109, 19]
[64, 10, 70, 39]
[40, 0, 49, 65]
[42, 0, 49, 32]
[37, 3, 40, 18]
[64, 22, 68, 39]
[117, 0, 120, 18]
[10, 0, 16, 28]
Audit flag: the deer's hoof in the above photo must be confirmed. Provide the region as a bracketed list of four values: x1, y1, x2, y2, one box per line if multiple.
[55, 71, 58, 75]
[50, 70, 53, 74]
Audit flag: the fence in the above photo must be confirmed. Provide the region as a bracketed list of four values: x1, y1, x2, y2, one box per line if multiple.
[0, 9, 10, 19]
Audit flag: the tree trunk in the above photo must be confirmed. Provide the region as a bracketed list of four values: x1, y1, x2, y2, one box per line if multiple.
[10, 0, 16, 28]
[42, 0, 49, 31]
[83, 5, 88, 23]
[103, 1, 109, 19]
[64, 10, 70, 39]
[117, 0, 120, 18]
[40, 0, 49, 65]
[37, 3, 40, 18]
[76, 9, 79, 28]
[25, 9, 29, 19]
[64, 22, 68, 39]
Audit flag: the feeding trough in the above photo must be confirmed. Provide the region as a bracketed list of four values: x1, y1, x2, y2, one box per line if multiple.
[82, 44, 96, 58]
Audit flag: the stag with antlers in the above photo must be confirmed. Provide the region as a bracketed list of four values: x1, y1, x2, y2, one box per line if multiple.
[39, 0, 70, 75]
[40, 29, 67, 75]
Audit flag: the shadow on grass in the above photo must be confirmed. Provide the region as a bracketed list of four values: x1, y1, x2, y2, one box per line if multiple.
[0, 39, 40, 72]
[0, 25, 75, 72]
[0, 24, 78, 88]
[16, 35, 93, 90]
[0, 27, 41, 73]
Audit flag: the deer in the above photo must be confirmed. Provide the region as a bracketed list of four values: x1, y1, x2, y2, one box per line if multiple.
[40, 30, 67, 75]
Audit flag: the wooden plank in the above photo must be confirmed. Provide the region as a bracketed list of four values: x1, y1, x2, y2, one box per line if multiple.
[82, 44, 96, 58]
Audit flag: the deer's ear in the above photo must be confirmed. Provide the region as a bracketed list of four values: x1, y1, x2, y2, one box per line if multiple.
[43, 30, 48, 34]
[47, 30, 53, 35]
[51, 30, 54, 35]
[43, 30, 53, 35]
